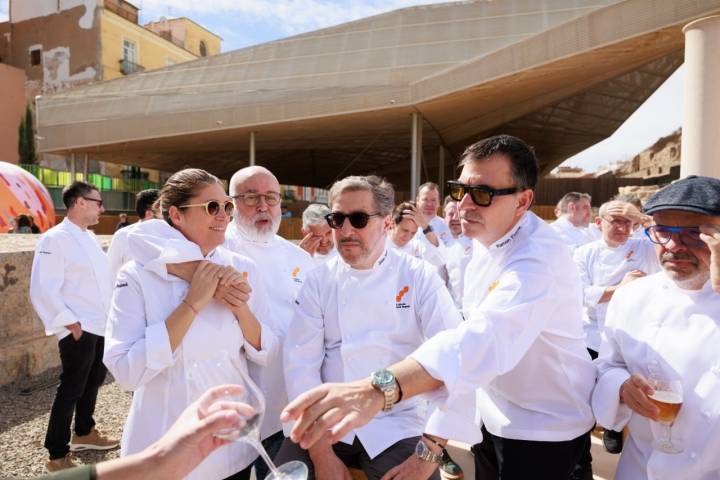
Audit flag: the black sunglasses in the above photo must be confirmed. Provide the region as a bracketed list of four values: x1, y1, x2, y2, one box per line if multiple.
[325, 211, 383, 229]
[82, 196, 103, 207]
[447, 180, 518, 207]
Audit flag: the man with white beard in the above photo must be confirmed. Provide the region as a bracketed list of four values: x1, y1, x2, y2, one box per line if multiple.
[225, 166, 315, 478]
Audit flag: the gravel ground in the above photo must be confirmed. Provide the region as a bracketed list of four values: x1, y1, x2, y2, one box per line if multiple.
[0, 368, 131, 479]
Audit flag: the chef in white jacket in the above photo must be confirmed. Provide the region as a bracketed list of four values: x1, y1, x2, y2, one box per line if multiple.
[276, 175, 475, 480]
[551, 192, 596, 252]
[103, 169, 277, 480]
[592, 175, 720, 480]
[415, 182, 453, 246]
[225, 166, 316, 478]
[281, 135, 596, 480]
[105, 189, 158, 280]
[441, 199, 473, 309]
[387, 201, 447, 269]
[299, 203, 338, 266]
[30, 181, 118, 472]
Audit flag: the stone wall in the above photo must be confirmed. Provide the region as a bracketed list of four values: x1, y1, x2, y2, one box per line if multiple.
[0, 233, 111, 386]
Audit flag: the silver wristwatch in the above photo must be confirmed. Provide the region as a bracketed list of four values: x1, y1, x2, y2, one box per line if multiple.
[415, 439, 443, 464]
[370, 369, 399, 412]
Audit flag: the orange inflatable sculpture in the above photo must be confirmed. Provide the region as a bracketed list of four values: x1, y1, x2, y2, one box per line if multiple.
[0, 161, 56, 233]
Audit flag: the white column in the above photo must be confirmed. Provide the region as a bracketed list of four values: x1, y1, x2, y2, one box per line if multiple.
[681, 15, 720, 178]
[249, 131, 256, 166]
[410, 113, 423, 199]
[438, 146, 445, 199]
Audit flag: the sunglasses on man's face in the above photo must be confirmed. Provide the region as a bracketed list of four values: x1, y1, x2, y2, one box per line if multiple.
[179, 199, 234, 217]
[325, 211, 383, 229]
[447, 181, 518, 207]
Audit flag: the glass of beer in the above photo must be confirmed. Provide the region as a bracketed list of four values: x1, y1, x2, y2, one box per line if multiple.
[648, 374, 683, 454]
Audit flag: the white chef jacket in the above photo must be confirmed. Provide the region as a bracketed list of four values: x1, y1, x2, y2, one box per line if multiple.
[104, 220, 278, 480]
[224, 222, 316, 439]
[573, 238, 660, 351]
[106, 220, 138, 280]
[414, 215, 454, 247]
[592, 274, 720, 480]
[444, 235, 474, 309]
[284, 247, 477, 458]
[550, 216, 595, 252]
[411, 211, 596, 442]
[387, 234, 447, 268]
[312, 247, 338, 267]
[30, 218, 113, 340]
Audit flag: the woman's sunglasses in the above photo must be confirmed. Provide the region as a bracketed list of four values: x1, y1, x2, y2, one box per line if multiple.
[325, 211, 382, 229]
[447, 180, 518, 207]
[179, 200, 234, 216]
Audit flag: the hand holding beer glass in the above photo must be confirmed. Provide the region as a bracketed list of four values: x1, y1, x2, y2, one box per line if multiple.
[647, 373, 683, 454]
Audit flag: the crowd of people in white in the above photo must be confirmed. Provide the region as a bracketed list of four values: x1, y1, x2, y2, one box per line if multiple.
[29, 134, 720, 480]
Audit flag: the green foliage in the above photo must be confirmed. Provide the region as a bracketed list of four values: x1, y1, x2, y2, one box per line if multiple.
[18, 104, 37, 164]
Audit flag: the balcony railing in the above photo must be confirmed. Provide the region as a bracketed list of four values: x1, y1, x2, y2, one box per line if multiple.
[119, 59, 145, 75]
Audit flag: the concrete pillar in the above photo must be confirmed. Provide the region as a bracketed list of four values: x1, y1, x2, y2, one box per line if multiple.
[70, 153, 76, 180]
[681, 15, 720, 178]
[410, 113, 423, 199]
[83, 154, 88, 181]
[249, 131, 256, 166]
[438, 146, 445, 200]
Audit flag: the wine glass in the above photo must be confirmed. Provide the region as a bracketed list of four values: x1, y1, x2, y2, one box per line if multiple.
[186, 351, 308, 479]
[647, 372, 684, 454]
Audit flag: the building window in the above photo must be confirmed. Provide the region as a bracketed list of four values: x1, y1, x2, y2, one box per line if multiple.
[199, 40, 207, 57]
[30, 48, 42, 66]
[123, 39, 137, 64]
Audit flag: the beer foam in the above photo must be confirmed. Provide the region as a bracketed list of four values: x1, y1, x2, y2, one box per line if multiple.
[649, 390, 682, 404]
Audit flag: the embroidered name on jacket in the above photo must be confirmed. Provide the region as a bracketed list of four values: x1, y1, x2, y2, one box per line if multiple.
[395, 285, 411, 309]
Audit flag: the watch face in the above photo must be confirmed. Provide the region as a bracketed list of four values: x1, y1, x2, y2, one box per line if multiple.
[415, 439, 428, 457]
[372, 369, 394, 386]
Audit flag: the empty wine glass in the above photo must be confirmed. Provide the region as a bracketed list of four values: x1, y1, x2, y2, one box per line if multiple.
[187, 351, 308, 479]
[647, 372, 683, 454]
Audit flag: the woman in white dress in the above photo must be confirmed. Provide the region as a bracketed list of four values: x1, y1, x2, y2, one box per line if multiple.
[104, 168, 277, 480]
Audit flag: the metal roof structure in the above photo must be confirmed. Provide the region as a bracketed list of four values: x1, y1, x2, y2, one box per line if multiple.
[36, 0, 720, 192]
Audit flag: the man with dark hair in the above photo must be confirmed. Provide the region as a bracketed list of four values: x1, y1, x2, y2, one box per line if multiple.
[30, 181, 118, 472]
[282, 134, 596, 480]
[114, 213, 130, 232]
[107, 189, 159, 279]
[551, 192, 596, 252]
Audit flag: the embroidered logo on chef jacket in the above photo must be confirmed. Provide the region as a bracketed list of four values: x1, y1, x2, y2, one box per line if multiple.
[291, 266, 302, 284]
[488, 280, 499, 293]
[395, 285, 411, 309]
[625, 249, 634, 260]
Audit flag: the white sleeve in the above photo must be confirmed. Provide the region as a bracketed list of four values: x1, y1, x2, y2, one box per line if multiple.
[242, 262, 278, 366]
[30, 234, 78, 335]
[411, 260, 554, 403]
[573, 247, 604, 307]
[591, 294, 633, 431]
[415, 263, 463, 338]
[283, 274, 325, 402]
[106, 229, 128, 281]
[126, 219, 203, 278]
[103, 268, 176, 391]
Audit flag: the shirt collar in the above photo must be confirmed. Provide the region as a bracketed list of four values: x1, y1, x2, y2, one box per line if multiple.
[486, 212, 528, 252]
[62, 217, 89, 237]
[337, 246, 390, 275]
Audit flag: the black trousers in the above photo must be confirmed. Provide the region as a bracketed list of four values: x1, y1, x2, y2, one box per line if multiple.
[45, 332, 107, 459]
[472, 426, 591, 480]
[275, 436, 441, 480]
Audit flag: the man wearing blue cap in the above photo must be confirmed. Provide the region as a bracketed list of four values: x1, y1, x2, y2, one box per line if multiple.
[591, 175, 720, 479]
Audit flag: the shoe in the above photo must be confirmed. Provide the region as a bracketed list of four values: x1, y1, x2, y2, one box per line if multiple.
[46, 453, 81, 472]
[603, 428, 624, 454]
[70, 427, 119, 452]
[440, 449, 464, 479]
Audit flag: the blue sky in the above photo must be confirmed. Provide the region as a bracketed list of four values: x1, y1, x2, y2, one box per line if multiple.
[0, 0, 683, 172]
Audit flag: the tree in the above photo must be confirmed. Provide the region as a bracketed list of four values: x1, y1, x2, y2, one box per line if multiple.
[18, 104, 37, 164]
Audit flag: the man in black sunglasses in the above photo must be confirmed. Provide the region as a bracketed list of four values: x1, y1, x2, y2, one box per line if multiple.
[592, 175, 720, 480]
[282, 135, 597, 480]
[276, 175, 471, 480]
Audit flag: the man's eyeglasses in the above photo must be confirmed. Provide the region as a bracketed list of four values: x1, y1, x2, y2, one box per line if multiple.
[82, 196, 103, 207]
[447, 180, 518, 207]
[232, 192, 282, 207]
[179, 200, 234, 217]
[325, 211, 383, 229]
[645, 225, 705, 248]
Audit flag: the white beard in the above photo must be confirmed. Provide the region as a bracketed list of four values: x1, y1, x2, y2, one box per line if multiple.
[234, 213, 280, 243]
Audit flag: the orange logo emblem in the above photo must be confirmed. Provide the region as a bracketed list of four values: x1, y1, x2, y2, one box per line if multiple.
[291, 267, 301, 278]
[488, 280, 499, 293]
[395, 286, 410, 303]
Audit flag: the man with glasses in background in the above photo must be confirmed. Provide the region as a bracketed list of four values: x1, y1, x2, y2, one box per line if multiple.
[30, 181, 119, 472]
[573, 199, 659, 455]
[281, 135, 597, 480]
[275, 175, 474, 480]
[592, 175, 720, 479]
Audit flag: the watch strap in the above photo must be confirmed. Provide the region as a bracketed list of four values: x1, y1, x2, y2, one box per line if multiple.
[422, 225, 434, 234]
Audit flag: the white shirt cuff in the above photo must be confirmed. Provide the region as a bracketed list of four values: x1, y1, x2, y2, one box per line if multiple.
[593, 367, 632, 431]
[243, 327, 277, 366]
[145, 322, 176, 370]
[46, 308, 79, 335]
[425, 400, 482, 444]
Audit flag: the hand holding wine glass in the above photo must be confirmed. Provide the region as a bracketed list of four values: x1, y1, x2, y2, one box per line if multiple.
[647, 373, 683, 454]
